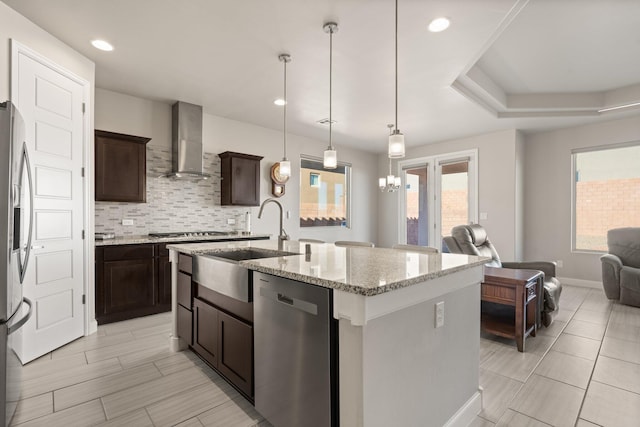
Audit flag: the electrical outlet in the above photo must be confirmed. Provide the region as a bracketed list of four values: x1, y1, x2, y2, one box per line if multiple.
[122, 219, 133, 226]
[227, 218, 236, 225]
[480, 212, 488, 220]
[435, 301, 445, 328]
[557, 260, 563, 268]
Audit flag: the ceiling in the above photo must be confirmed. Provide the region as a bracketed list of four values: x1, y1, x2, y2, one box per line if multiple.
[4, 0, 640, 154]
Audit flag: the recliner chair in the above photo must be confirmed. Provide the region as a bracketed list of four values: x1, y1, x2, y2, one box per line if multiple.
[444, 224, 562, 327]
[601, 227, 640, 307]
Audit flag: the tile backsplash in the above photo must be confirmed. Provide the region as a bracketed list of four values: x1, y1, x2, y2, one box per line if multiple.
[95, 147, 248, 236]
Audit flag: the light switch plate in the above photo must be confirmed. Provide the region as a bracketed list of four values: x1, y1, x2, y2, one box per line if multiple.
[122, 219, 134, 226]
[480, 212, 488, 220]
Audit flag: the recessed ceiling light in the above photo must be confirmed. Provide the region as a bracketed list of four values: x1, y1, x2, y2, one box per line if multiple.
[428, 17, 450, 33]
[91, 39, 114, 51]
[274, 99, 286, 106]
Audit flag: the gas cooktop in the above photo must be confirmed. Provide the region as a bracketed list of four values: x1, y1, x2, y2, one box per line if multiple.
[148, 231, 229, 238]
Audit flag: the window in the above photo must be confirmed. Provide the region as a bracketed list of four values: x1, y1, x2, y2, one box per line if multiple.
[299, 157, 350, 227]
[400, 150, 477, 250]
[572, 143, 640, 251]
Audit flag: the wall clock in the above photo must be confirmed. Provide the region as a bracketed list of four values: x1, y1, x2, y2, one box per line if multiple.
[270, 163, 289, 197]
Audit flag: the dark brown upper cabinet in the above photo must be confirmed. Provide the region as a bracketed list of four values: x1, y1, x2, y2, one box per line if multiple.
[95, 130, 151, 202]
[219, 151, 263, 206]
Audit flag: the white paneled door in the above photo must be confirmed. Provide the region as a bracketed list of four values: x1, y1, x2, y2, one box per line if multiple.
[11, 42, 88, 363]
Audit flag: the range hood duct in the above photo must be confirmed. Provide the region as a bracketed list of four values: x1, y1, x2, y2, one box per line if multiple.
[163, 101, 211, 180]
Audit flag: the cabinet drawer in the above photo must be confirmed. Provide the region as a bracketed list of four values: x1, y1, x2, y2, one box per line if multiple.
[177, 272, 193, 308]
[179, 254, 192, 274]
[177, 304, 192, 346]
[103, 244, 154, 261]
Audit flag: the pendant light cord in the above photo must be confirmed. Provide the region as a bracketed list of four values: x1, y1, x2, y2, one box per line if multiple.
[283, 58, 287, 159]
[329, 27, 333, 150]
[394, 0, 399, 131]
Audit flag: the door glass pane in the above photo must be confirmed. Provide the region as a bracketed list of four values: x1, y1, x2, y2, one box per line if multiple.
[405, 166, 428, 245]
[440, 161, 469, 248]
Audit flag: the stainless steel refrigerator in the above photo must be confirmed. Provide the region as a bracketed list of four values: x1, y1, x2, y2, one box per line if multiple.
[0, 101, 34, 426]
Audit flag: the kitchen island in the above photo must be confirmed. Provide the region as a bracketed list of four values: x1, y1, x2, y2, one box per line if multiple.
[168, 240, 488, 427]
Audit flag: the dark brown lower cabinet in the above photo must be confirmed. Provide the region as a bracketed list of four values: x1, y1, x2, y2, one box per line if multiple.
[192, 297, 253, 398]
[96, 243, 171, 324]
[193, 298, 219, 367]
[177, 304, 193, 346]
[217, 311, 253, 397]
[158, 255, 172, 306]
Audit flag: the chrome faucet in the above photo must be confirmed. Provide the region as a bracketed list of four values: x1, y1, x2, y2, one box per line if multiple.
[258, 198, 289, 244]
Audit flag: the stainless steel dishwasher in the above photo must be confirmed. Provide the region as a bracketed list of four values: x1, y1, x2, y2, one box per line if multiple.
[253, 272, 337, 427]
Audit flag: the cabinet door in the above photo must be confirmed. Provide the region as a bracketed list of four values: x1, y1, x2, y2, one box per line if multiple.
[193, 298, 219, 367]
[99, 258, 156, 321]
[230, 156, 260, 205]
[157, 256, 172, 306]
[177, 304, 193, 346]
[95, 130, 150, 202]
[217, 311, 253, 397]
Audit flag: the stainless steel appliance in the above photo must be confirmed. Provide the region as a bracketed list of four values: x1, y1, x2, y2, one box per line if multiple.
[0, 101, 34, 426]
[253, 272, 337, 427]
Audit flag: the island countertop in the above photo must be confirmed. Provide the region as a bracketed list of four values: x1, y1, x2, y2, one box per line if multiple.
[167, 239, 488, 297]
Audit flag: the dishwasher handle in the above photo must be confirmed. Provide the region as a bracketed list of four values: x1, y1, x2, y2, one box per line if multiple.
[259, 286, 318, 316]
[277, 293, 293, 305]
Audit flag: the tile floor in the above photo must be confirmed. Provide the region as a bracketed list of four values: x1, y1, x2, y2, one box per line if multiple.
[10, 285, 640, 426]
[472, 285, 640, 427]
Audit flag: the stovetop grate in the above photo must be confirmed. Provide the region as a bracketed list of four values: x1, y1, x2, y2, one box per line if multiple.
[148, 231, 228, 238]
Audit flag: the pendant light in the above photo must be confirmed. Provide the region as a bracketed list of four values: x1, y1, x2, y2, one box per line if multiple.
[379, 124, 402, 192]
[388, 0, 405, 158]
[278, 53, 291, 177]
[323, 22, 338, 169]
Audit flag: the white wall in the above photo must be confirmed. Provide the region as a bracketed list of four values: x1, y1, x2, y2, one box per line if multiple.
[377, 129, 522, 260]
[524, 114, 640, 282]
[0, 3, 95, 102]
[95, 89, 379, 243]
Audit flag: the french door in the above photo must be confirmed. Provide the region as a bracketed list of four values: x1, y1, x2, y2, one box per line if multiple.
[399, 150, 478, 251]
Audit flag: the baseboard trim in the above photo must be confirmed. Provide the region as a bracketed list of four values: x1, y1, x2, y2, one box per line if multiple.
[558, 277, 601, 289]
[444, 389, 483, 427]
[87, 319, 98, 336]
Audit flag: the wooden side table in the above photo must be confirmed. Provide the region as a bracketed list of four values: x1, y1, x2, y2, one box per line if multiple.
[481, 267, 543, 352]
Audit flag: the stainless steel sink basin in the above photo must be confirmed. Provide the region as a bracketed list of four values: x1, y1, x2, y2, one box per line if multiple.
[208, 249, 300, 262]
[192, 249, 300, 302]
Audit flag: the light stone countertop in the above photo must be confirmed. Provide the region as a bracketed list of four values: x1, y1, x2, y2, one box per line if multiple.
[167, 240, 489, 296]
[95, 233, 271, 246]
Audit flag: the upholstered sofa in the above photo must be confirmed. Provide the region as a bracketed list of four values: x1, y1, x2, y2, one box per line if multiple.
[444, 224, 562, 327]
[601, 227, 640, 307]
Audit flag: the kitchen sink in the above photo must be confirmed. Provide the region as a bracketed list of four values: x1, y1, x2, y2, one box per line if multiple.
[192, 249, 300, 302]
[207, 249, 300, 262]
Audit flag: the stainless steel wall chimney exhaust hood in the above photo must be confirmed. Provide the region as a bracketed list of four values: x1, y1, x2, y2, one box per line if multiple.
[162, 101, 211, 180]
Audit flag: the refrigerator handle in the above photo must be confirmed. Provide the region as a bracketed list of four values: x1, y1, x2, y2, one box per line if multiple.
[19, 143, 34, 283]
[8, 297, 33, 335]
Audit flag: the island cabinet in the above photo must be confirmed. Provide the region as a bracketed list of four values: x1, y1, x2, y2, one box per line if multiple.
[191, 282, 254, 399]
[95, 243, 172, 324]
[176, 254, 193, 346]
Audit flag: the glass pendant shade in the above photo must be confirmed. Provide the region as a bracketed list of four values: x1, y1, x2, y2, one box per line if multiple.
[388, 130, 405, 158]
[378, 177, 386, 188]
[279, 159, 291, 177]
[323, 148, 337, 169]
